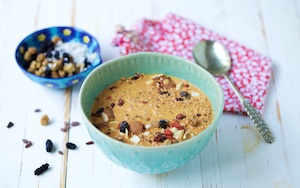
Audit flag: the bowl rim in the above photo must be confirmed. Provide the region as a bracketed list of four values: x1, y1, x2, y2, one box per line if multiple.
[15, 26, 102, 81]
[79, 52, 224, 150]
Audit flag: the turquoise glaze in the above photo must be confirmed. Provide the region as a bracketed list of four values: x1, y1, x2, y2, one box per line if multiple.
[79, 52, 224, 174]
[15, 26, 102, 89]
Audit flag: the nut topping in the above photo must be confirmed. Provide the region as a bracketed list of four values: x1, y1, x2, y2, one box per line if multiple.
[130, 121, 144, 135]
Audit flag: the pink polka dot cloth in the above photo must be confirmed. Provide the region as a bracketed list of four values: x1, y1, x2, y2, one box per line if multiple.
[112, 13, 272, 114]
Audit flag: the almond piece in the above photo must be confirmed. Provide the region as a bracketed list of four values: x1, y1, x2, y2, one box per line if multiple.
[103, 107, 115, 119]
[130, 121, 144, 135]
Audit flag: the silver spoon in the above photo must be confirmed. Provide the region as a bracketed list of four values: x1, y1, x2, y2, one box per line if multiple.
[192, 40, 274, 144]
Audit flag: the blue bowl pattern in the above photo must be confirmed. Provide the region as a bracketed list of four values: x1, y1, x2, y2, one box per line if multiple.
[79, 52, 224, 174]
[15, 26, 102, 89]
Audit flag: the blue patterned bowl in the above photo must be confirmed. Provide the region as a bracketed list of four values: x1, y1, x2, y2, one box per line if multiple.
[79, 52, 224, 174]
[15, 26, 102, 89]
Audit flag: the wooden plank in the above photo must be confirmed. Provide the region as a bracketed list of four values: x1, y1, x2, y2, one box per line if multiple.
[259, 0, 300, 187]
[0, 1, 39, 188]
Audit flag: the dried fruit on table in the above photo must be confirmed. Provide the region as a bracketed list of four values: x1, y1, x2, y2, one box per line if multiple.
[7, 122, 14, 128]
[34, 163, 49, 175]
[66, 142, 76, 150]
[45, 139, 53, 152]
[40, 115, 49, 125]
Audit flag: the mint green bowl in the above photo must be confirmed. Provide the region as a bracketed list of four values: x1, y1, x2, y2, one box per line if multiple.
[79, 52, 224, 174]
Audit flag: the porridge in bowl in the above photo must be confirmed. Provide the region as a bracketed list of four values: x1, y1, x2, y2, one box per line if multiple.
[90, 73, 213, 146]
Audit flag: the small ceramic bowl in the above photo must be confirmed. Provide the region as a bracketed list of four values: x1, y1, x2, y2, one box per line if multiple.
[15, 26, 102, 89]
[79, 52, 224, 174]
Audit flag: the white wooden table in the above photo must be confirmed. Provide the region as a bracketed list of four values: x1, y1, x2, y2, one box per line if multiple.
[1, 0, 300, 187]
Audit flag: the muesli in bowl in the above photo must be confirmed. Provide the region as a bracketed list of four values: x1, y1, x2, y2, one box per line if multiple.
[15, 26, 102, 89]
[90, 73, 213, 146]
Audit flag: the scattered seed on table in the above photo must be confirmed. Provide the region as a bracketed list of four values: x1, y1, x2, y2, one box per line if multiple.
[71, 121, 80, 126]
[66, 142, 76, 150]
[61, 122, 70, 132]
[25, 141, 33, 148]
[58, 150, 64, 155]
[34, 163, 49, 175]
[86, 141, 94, 145]
[7, 122, 14, 128]
[45, 139, 53, 152]
[40, 114, 49, 126]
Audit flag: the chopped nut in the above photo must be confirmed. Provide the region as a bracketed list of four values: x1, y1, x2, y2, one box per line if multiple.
[176, 81, 184, 91]
[191, 92, 200, 97]
[129, 121, 144, 135]
[23, 51, 32, 61]
[51, 36, 62, 44]
[36, 53, 46, 62]
[40, 114, 49, 125]
[27, 47, 37, 54]
[103, 107, 115, 119]
[129, 135, 140, 144]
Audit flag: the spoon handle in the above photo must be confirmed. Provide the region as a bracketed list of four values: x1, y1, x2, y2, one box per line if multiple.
[223, 74, 274, 143]
[243, 101, 274, 143]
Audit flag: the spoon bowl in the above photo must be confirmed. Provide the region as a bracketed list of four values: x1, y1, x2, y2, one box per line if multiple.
[193, 40, 231, 75]
[193, 40, 274, 144]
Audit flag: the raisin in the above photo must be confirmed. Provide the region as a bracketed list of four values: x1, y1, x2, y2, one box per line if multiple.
[158, 120, 168, 129]
[180, 91, 190, 99]
[86, 141, 94, 145]
[66, 142, 76, 150]
[96, 107, 104, 114]
[119, 121, 130, 133]
[84, 58, 91, 67]
[131, 73, 140, 80]
[46, 49, 52, 58]
[34, 163, 49, 175]
[35, 109, 41, 113]
[54, 51, 60, 59]
[38, 42, 48, 53]
[62, 52, 69, 58]
[45, 66, 51, 77]
[46, 139, 53, 152]
[175, 97, 184, 101]
[160, 91, 170, 96]
[110, 103, 115, 108]
[7, 122, 14, 128]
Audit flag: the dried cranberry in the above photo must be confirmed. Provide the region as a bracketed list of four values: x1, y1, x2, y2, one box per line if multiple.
[176, 113, 186, 120]
[154, 133, 166, 142]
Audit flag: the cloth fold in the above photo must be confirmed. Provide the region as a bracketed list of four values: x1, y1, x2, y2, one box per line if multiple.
[112, 13, 272, 114]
